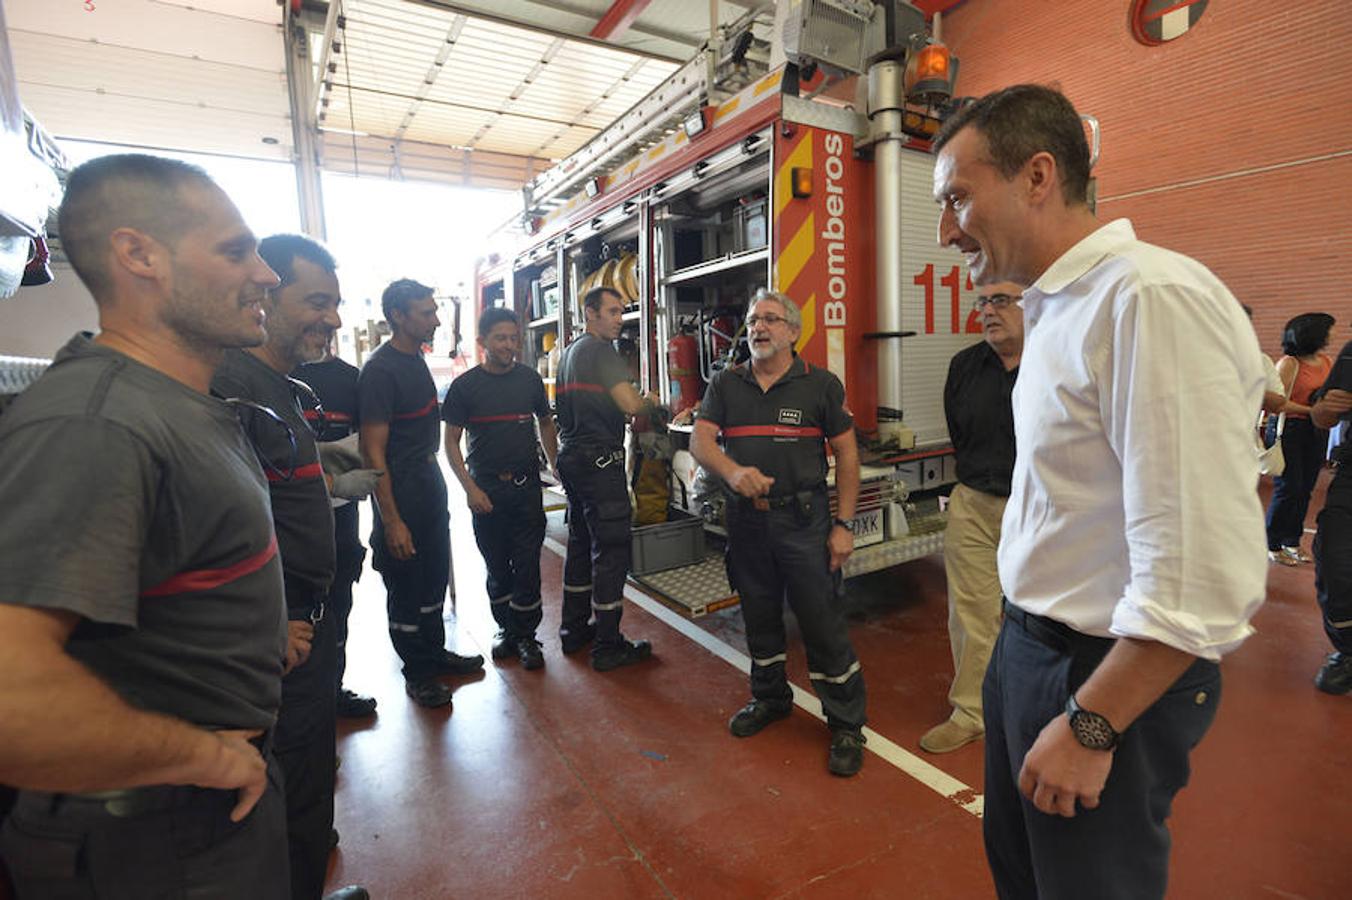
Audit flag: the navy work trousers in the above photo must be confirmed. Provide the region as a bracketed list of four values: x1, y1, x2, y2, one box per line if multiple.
[724, 490, 866, 732]
[1, 755, 289, 899]
[558, 447, 631, 652]
[277, 583, 337, 900]
[372, 460, 451, 681]
[1315, 473, 1352, 654]
[472, 474, 547, 640]
[982, 607, 1221, 900]
[330, 500, 366, 691]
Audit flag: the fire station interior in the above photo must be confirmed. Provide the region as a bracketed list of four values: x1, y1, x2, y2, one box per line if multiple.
[2, 0, 1349, 898]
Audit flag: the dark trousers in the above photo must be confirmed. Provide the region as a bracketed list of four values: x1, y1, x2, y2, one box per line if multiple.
[1315, 474, 1352, 654]
[725, 491, 866, 731]
[472, 475, 547, 640]
[331, 501, 366, 691]
[982, 609, 1221, 900]
[1266, 417, 1328, 549]
[372, 462, 450, 681]
[558, 448, 631, 651]
[276, 594, 337, 900]
[0, 755, 289, 899]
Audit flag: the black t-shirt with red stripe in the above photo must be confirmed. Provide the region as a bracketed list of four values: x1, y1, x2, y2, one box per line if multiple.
[356, 341, 441, 474]
[293, 355, 359, 441]
[441, 363, 549, 480]
[214, 350, 336, 600]
[556, 333, 630, 451]
[698, 355, 854, 496]
[0, 334, 286, 731]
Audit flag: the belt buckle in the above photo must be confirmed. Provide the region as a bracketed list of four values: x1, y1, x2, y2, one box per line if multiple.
[310, 601, 326, 625]
[512, 473, 529, 486]
[752, 497, 769, 511]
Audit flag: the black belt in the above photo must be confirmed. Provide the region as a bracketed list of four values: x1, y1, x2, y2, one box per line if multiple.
[475, 470, 534, 486]
[1003, 599, 1115, 656]
[41, 729, 273, 818]
[563, 446, 625, 469]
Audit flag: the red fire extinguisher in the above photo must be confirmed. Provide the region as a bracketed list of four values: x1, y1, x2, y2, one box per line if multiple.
[668, 328, 701, 417]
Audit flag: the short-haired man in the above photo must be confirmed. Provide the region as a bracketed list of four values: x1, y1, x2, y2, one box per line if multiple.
[0, 155, 289, 897]
[293, 339, 378, 718]
[442, 307, 558, 669]
[933, 85, 1267, 897]
[690, 289, 867, 777]
[359, 279, 483, 708]
[1310, 336, 1352, 693]
[555, 286, 656, 670]
[922, 282, 1024, 755]
[212, 233, 373, 900]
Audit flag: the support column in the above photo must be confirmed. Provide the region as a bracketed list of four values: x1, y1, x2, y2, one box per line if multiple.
[284, 6, 327, 239]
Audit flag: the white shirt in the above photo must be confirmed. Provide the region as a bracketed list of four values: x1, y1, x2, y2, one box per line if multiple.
[1261, 353, 1285, 399]
[998, 219, 1268, 661]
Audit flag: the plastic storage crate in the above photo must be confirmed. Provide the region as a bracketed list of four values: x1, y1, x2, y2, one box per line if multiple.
[631, 509, 705, 575]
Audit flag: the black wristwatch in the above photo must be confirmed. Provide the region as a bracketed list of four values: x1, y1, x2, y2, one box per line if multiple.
[832, 517, 854, 533]
[1065, 694, 1120, 751]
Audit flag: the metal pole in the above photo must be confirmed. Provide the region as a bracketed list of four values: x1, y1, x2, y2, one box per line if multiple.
[867, 58, 913, 449]
[284, 6, 328, 239]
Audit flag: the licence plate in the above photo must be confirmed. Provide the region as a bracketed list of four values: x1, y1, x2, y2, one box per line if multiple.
[850, 508, 884, 547]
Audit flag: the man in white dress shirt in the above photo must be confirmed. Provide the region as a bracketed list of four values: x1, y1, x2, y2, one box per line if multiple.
[933, 84, 1267, 899]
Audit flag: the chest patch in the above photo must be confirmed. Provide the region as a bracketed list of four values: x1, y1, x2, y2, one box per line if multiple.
[778, 408, 802, 426]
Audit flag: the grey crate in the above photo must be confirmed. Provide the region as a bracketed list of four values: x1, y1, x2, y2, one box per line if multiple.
[631, 509, 705, 575]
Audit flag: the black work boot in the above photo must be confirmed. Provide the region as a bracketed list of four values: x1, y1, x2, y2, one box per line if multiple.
[560, 621, 596, 655]
[828, 729, 866, 777]
[728, 699, 793, 738]
[592, 638, 652, 672]
[1315, 652, 1352, 695]
[491, 630, 518, 660]
[335, 688, 377, 718]
[405, 678, 453, 708]
[516, 636, 545, 670]
[436, 649, 485, 676]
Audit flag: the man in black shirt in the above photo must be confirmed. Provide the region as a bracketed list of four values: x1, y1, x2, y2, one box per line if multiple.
[1311, 336, 1352, 693]
[212, 234, 373, 900]
[690, 289, 867, 777]
[295, 345, 378, 718]
[359, 280, 484, 709]
[556, 286, 657, 671]
[443, 308, 558, 669]
[0, 155, 289, 897]
[921, 281, 1024, 755]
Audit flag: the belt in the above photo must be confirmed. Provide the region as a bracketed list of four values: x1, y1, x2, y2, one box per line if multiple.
[747, 494, 798, 511]
[475, 470, 534, 486]
[50, 730, 273, 818]
[1003, 599, 1114, 657]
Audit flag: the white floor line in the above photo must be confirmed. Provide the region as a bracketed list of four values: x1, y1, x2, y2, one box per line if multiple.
[542, 535, 984, 818]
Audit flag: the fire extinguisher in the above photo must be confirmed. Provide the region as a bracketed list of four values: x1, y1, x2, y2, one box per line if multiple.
[668, 327, 701, 417]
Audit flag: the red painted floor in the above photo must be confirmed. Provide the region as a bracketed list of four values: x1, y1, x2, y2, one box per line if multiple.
[325, 469, 1350, 899]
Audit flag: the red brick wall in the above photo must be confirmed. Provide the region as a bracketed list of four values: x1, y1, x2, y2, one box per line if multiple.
[941, 0, 1352, 356]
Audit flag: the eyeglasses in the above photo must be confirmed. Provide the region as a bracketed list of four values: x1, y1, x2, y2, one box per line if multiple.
[287, 377, 328, 441]
[973, 293, 1020, 312]
[222, 397, 300, 482]
[746, 313, 789, 327]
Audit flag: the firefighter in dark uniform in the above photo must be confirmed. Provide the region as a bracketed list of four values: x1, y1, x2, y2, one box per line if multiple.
[213, 233, 372, 900]
[294, 343, 379, 718]
[443, 307, 558, 669]
[358, 279, 484, 709]
[1311, 337, 1352, 693]
[556, 285, 657, 670]
[690, 288, 868, 777]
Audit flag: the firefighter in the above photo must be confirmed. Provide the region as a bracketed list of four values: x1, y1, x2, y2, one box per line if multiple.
[689, 288, 868, 778]
[0, 155, 290, 898]
[293, 340, 378, 718]
[442, 307, 558, 669]
[555, 285, 658, 670]
[358, 279, 484, 709]
[212, 233, 374, 900]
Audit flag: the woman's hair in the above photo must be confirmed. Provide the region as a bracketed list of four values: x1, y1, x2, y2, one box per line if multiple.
[1280, 312, 1335, 357]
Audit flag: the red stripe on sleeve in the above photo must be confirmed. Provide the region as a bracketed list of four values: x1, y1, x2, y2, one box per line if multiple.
[264, 462, 324, 482]
[467, 413, 534, 423]
[141, 534, 279, 598]
[393, 399, 438, 420]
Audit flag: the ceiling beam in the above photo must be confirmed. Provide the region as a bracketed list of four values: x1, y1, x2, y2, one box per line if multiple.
[589, 0, 653, 41]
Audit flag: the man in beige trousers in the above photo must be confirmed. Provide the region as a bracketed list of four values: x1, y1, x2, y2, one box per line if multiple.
[922, 281, 1024, 753]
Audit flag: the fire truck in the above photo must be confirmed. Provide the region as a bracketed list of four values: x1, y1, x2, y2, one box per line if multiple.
[474, 1, 985, 615]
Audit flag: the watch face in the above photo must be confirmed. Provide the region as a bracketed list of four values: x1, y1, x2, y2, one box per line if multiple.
[1071, 711, 1118, 750]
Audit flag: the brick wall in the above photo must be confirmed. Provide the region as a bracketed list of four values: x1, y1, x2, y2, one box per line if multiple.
[941, 0, 1352, 356]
